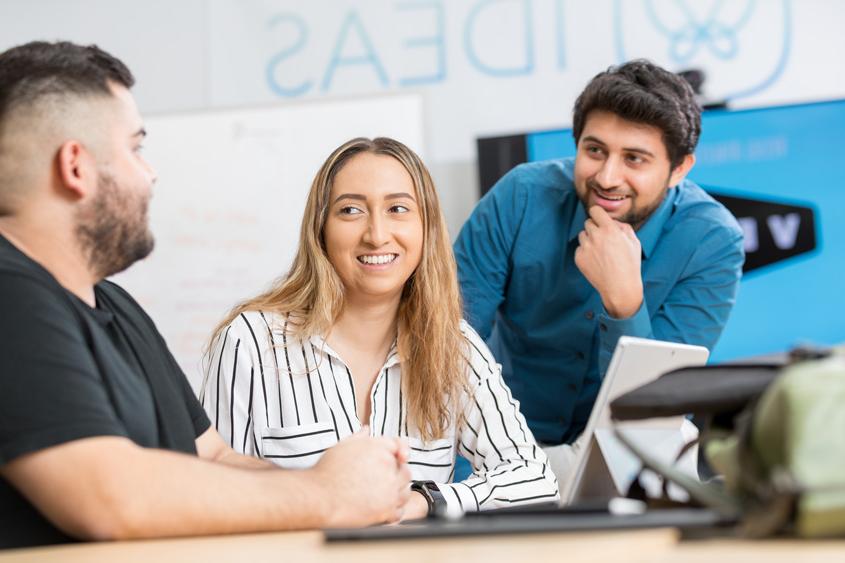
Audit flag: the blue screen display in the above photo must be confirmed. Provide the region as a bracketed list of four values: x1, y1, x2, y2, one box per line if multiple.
[524, 100, 845, 361]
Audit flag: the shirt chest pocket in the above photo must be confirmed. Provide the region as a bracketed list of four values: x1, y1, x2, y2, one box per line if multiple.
[407, 437, 454, 480]
[258, 421, 338, 470]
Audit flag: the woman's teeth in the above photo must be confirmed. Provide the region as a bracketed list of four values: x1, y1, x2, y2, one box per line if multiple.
[358, 254, 397, 265]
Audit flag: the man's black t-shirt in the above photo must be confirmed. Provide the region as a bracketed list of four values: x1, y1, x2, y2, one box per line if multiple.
[0, 235, 211, 549]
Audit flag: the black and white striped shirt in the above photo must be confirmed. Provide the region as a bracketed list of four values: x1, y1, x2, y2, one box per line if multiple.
[199, 310, 559, 512]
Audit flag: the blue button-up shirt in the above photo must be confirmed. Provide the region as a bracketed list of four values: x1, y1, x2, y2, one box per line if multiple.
[454, 158, 744, 445]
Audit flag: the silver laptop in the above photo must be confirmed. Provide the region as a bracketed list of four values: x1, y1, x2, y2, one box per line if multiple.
[559, 336, 709, 504]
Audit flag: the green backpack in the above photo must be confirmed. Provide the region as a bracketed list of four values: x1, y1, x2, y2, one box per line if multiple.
[610, 347, 845, 538]
[706, 348, 845, 538]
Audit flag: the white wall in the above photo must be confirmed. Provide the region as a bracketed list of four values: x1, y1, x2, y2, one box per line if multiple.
[3, 1, 845, 375]
[3, 0, 843, 236]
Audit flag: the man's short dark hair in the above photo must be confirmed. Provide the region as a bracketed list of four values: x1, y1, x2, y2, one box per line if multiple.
[0, 40, 134, 128]
[572, 59, 701, 169]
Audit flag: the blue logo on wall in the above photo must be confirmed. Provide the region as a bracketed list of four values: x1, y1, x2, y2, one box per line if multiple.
[613, 0, 792, 101]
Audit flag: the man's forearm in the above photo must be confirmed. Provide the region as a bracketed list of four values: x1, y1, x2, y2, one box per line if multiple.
[194, 426, 276, 470]
[214, 448, 277, 470]
[4, 437, 330, 541]
[105, 445, 329, 539]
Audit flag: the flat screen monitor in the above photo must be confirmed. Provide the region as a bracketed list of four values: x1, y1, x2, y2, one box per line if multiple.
[476, 99, 845, 361]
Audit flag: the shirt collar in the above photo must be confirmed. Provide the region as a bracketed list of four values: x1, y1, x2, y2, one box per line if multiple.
[567, 202, 587, 243]
[567, 186, 678, 260]
[383, 340, 401, 369]
[636, 186, 677, 259]
[308, 333, 337, 361]
[309, 334, 401, 370]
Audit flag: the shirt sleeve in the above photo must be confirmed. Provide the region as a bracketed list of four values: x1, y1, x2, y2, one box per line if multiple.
[172, 347, 211, 438]
[199, 316, 260, 455]
[597, 220, 745, 374]
[437, 324, 560, 512]
[101, 280, 211, 441]
[454, 167, 530, 339]
[0, 273, 128, 464]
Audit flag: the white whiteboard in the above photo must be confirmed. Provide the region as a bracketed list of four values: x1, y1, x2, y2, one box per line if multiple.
[111, 94, 424, 390]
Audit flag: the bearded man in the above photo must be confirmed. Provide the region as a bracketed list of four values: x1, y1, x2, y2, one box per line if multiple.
[0, 41, 410, 549]
[454, 60, 744, 483]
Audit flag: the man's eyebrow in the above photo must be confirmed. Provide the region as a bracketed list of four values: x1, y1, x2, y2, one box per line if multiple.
[582, 135, 656, 158]
[581, 135, 606, 146]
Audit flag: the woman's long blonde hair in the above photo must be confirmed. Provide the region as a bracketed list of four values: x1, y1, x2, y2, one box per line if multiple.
[208, 137, 466, 440]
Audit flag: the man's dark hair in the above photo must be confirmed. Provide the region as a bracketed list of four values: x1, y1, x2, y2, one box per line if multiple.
[572, 59, 701, 169]
[0, 40, 134, 126]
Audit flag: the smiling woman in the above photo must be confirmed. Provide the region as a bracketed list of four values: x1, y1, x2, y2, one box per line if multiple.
[200, 137, 558, 518]
[323, 151, 424, 309]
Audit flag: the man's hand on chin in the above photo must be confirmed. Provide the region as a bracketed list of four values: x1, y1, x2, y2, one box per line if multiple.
[574, 205, 644, 319]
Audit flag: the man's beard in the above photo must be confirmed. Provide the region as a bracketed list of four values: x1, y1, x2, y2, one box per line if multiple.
[75, 172, 155, 280]
[580, 179, 670, 230]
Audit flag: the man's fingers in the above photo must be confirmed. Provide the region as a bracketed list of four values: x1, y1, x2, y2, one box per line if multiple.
[617, 222, 639, 243]
[588, 205, 614, 227]
[394, 437, 409, 463]
[398, 465, 412, 485]
[577, 231, 588, 246]
[622, 222, 637, 239]
[365, 435, 399, 452]
[397, 485, 411, 507]
[387, 507, 404, 524]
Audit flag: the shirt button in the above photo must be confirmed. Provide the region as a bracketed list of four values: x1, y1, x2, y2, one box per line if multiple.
[600, 323, 608, 332]
[584, 311, 594, 320]
[568, 382, 578, 391]
[576, 351, 585, 360]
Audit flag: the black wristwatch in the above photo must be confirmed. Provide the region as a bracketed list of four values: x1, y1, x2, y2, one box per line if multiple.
[410, 480, 447, 517]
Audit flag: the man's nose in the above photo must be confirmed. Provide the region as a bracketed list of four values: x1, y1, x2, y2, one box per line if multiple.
[143, 158, 158, 186]
[594, 156, 623, 189]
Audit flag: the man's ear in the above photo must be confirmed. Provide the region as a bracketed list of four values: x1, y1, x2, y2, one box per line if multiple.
[56, 140, 96, 200]
[668, 153, 696, 187]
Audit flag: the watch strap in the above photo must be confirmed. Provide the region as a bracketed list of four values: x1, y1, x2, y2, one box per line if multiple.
[411, 480, 446, 517]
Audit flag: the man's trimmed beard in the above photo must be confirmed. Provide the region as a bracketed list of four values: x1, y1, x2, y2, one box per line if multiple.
[75, 171, 155, 279]
[579, 177, 671, 230]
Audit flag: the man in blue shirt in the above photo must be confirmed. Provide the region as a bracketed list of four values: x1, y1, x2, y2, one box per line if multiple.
[454, 60, 744, 454]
